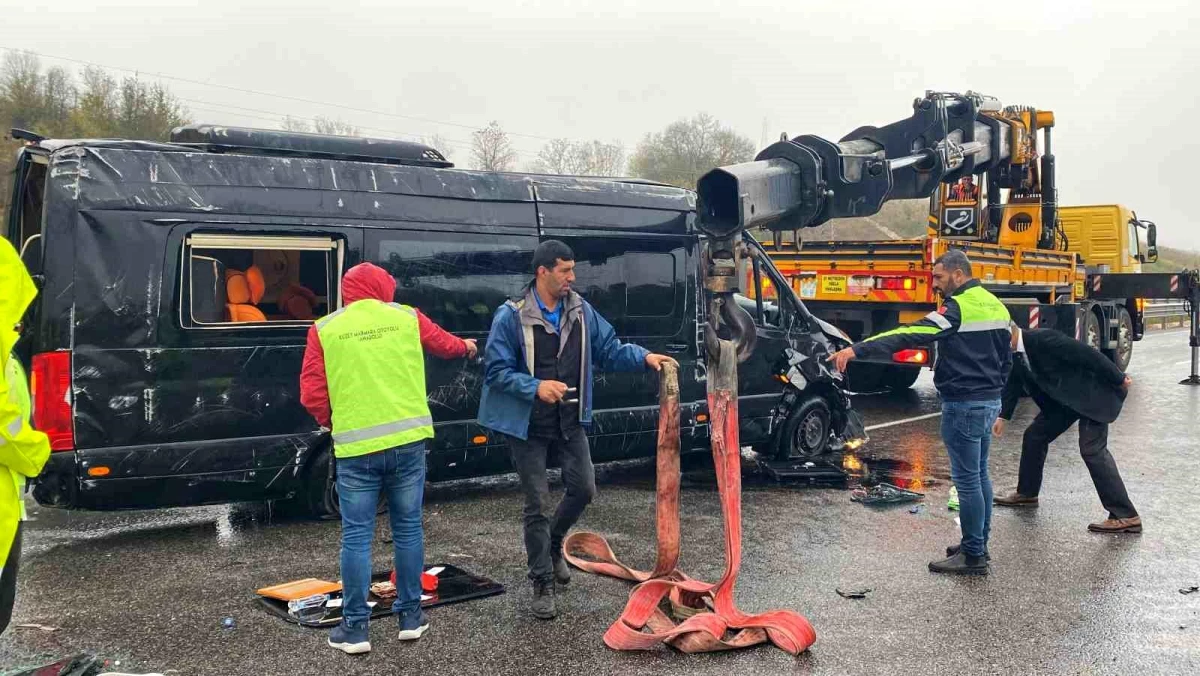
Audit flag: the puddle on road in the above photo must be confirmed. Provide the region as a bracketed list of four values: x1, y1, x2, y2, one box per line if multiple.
[21, 498, 308, 556]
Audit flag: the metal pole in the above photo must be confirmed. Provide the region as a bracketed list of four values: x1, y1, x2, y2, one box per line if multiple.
[1182, 286, 1200, 386]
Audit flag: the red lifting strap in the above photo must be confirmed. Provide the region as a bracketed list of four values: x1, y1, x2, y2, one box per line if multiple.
[563, 349, 817, 655]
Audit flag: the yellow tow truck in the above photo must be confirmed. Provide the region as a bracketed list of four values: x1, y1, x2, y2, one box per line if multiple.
[750, 103, 1158, 391]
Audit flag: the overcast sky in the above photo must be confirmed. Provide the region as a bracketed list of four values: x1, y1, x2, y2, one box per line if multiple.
[7, 0, 1198, 247]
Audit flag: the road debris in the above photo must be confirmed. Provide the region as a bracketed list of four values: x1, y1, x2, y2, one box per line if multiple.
[851, 482, 925, 505]
[836, 587, 873, 599]
[14, 622, 60, 632]
[1179, 586, 1199, 595]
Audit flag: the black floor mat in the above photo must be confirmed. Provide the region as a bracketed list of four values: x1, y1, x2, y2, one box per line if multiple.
[257, 563, 505, 628]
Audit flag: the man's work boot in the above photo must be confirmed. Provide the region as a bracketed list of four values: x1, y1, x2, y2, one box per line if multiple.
[993, 490, 1039, 507]
[530, 578, 557, 620]
[928, 551, 989, 576]
[1088, 515, 1142, 533]
[552, 554, 571, 586]
[945, 543, 990, 561]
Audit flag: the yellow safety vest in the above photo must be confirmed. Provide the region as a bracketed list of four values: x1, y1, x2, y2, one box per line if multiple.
[2, 237, 51, 566]
[316, 300, 434, 459]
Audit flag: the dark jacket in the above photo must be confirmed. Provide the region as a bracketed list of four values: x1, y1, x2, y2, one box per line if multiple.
[478, 288, 649, 441]
[853, 279, 1013, 402]
[1000, 328, 1128, 424]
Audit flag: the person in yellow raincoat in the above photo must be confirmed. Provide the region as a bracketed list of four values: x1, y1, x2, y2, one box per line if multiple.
[0, 237, 51, 634]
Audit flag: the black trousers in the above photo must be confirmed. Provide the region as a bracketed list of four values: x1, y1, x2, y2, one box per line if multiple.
[1016, 401, 1138, 519]
[1, 522, 22, 635]
[507, 427, 596, 582]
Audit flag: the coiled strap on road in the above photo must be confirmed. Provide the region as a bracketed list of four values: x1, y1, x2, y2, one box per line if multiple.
[563, 345, 817, 655]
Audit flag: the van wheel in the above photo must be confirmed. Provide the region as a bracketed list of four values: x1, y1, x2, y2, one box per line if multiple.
[773, 396, 832, 461]
[305, 447, 341, 519]
[304, 447, 387, 520]
[1103, 307, 1133, 371]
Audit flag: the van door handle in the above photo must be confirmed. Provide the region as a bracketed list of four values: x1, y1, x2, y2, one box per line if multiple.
[666, 343, 689, 353]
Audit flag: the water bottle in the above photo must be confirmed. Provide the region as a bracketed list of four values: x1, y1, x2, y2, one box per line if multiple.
[288, 593, 330, 616]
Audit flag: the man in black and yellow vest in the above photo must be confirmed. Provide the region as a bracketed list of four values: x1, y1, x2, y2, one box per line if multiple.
[830, 250, 1012, 576]
[301, 262, 476, 655]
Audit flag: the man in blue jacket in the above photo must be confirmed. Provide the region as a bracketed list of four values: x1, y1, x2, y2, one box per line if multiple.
[478, 240, 674, 619]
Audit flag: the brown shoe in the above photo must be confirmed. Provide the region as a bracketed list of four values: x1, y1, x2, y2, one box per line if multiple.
[1088, 516, 1142, 533]
[993, 490, 1039, 507]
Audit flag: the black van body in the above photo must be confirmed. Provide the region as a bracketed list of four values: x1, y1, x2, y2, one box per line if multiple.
[5, 125, 861, 514]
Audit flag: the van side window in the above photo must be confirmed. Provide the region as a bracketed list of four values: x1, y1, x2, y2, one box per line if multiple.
[180, 234, 344, 327]
[368, 230, 536, 334]
[557, 237, 686, 337]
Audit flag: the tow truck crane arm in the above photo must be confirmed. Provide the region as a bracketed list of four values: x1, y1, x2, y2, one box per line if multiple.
[694, 90, 1030, 358]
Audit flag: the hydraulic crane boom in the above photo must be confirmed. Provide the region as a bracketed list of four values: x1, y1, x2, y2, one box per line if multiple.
[693, 91, 1047, 361]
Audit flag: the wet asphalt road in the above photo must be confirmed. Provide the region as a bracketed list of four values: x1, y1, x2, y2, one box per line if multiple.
[2, 329, 1199, 675]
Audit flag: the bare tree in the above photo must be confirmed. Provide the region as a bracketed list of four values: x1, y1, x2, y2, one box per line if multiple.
[313, 116, 359, 137]
[280, 116, 359, 136]
[281, 115, 312, 132]
[420, 133, 454, 161]
[534, 138, 625, 176]
[41, 67, 75, 136]
[0, 51, 43, 131]
[589, 140, 625, 176]
[471, 121, 518, 171]
[629, 113, 755, 188]
[70, 66, 120, 137]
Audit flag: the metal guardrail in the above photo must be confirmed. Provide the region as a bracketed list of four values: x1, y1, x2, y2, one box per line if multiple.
[1144, 300, 1190, 319]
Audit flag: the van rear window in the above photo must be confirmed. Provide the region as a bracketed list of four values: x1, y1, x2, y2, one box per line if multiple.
[180, 234, 343, 328]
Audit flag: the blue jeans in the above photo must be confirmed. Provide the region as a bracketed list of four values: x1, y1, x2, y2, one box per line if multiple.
[941, 400, 1001, 558]
[336, 441, 426, 625]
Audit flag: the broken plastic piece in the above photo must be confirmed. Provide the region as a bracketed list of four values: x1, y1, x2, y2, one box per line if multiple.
[1180, 586, 1199, 595]
[850, 482, 925, 505]
[836, 587, 872, 599]
[13, 622, 59, 632]
[6, 654, 104, 676]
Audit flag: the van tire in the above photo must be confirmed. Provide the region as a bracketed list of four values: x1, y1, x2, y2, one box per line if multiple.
[305, 447, 341, 519]
[773, 396, 832, 461]
[304, 447, 388, 520]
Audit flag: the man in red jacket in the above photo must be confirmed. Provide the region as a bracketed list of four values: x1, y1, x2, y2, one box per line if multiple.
[300, 262, 475, 655]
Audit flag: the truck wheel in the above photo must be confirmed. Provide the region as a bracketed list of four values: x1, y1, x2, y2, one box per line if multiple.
[304, 447, 387, 520]
[883, 365, 921, 391]
[1082, 310, 1102, 352]
[1104, 307, 1133, 371]
[773, 395, 832, 461]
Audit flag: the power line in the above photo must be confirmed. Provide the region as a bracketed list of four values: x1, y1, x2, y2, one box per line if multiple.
[0, 45, 559, 142]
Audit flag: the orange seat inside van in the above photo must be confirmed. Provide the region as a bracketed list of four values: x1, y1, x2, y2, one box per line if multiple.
[225, 266, 267, 322]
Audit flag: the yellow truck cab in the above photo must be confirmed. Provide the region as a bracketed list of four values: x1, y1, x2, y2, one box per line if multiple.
[754, 202, 1153, 392]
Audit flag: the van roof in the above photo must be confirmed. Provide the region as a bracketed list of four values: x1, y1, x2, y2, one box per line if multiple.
[31, 132, 696, 224]
[169, 124, 453, 168]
